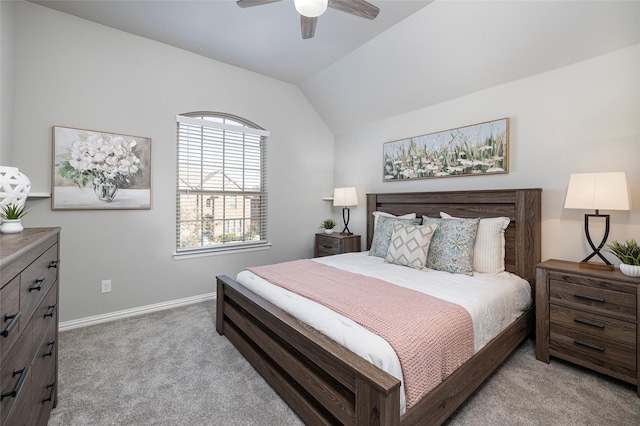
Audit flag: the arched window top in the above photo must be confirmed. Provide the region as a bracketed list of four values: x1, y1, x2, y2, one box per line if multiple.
[180, 111, 266, 132]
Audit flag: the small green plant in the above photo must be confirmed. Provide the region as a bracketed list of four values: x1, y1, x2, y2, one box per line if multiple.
[606, 239, 640, 266]
[0, 203, 29, 220]
[320, 218, 336, 230]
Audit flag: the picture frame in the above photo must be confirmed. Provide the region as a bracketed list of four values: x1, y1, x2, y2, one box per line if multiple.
[52, 126, 152, 210]
[383, 118, 509, 181]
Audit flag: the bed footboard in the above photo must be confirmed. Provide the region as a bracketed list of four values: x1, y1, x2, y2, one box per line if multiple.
[216, 274, 401, 425]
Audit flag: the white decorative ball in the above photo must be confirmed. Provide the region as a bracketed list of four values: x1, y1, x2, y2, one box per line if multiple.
[0, 166, 32, 207]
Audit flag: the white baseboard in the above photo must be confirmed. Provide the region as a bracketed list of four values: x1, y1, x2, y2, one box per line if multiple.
[59, 292, 216, 331]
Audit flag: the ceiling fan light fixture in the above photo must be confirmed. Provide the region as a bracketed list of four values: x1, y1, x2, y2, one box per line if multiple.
[294, 0, 328, 18]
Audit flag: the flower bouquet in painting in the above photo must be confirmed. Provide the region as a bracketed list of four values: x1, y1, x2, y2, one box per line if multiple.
[53, 126, 151, 210]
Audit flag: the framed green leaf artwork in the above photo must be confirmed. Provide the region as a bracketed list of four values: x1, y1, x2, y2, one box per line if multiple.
[383, 118, 509, 181]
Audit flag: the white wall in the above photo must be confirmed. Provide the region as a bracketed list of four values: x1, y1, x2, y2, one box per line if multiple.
[11, 1, 334, 322]
[334, 45, 640, 265]
[0, 0, 15, 165]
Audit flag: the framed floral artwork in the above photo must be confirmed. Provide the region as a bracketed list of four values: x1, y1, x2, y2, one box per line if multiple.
[52, 126, 151, 210]
[383, 118, 509, 181]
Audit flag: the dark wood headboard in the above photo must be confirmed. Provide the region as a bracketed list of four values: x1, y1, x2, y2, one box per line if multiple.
[366, 188, 542, 286]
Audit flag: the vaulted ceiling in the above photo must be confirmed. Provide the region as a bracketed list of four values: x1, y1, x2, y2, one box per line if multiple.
[31, 1, 640, 134]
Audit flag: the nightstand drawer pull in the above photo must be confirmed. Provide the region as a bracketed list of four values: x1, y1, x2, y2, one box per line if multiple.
[322, 245, 334, 249]
[573, 293, 604, 303]
[573, 317, 605, 329]
[1, 311, 21, 338]
[573, 339, 605, 352]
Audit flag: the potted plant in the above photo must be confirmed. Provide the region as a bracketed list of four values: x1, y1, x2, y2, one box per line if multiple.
[320, 218, 337, 234]
[0, 203, 28, 234]
[606, 239, 640, 277]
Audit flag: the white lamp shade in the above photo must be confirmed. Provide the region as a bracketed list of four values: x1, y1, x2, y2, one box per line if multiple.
[564, 172, 631, 211]
[333, 187, 358, 207]
[294, 0, 328, 18]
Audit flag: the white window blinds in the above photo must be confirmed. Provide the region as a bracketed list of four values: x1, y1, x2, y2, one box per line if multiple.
[176, 113, 270, 254]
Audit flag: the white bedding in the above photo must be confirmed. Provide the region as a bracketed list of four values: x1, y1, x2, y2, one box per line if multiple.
[235, 251, 532, 413]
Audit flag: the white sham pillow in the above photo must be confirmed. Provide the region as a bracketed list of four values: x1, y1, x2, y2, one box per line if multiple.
[372, 211, 417, 229]
[440, 212, 510, 274]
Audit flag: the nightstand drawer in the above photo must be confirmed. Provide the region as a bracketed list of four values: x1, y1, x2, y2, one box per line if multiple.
[550, 328, 636, 374]
[316, 236, 340, 254]
[550, 304, 636, 347]
[549, 278, 636, 320]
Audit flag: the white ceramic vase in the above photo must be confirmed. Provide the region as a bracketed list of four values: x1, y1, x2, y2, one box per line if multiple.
[324, 228, 334, 234]
[0, 219, 24, 234]
[619, 263, 640, 277]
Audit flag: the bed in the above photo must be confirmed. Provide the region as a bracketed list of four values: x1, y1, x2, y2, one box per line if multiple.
[216, 188, 541, 425]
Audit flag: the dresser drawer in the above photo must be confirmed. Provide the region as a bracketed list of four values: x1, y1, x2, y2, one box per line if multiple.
[31, 324, 57, 426]
[1, 276, 22, 363]
[549, 278, 636, 320]
[0, 321, 33, 426]
[32, 286, 58, 352]
[550, 328, 636, 376]
[20, 244, 58, 325]
[550, 304, 636, 347]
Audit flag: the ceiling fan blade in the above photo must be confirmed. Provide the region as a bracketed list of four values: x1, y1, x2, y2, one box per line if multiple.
[301, 16, 317, 39]
[328, 0, 380, 20]
[236, 0, 282, 8]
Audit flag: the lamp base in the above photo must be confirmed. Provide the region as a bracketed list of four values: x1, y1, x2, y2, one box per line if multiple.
[339, 232, 353, 236]
[579, 261, 614, 271]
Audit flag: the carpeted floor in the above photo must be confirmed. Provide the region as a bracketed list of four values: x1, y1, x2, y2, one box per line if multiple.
[48, 301, 639, 425]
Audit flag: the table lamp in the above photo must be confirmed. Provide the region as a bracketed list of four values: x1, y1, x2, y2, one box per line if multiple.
[333, 187, 358, 235]
[564, 172, 631, 270]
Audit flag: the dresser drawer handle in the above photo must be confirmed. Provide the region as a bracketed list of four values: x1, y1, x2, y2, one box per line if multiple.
[44, 304, 58, 318]
[48, 260, 60, 269]
[43, 340, 56, 358]
[29, 277, 47, 292]
[42, 383, 55, 404]
[1, 311, 22, 338]
[573, 293, 605, 303]
[573, 339, 605, 352]
[573, 317, 605, 329]
[322, 245, 334, 249]
[1, 367, 29, 400]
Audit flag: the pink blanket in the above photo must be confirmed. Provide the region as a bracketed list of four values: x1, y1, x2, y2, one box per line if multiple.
[247, 259, 474, 408]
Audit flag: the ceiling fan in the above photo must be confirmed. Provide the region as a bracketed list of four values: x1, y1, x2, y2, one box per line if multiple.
[236, 0, 380, 39]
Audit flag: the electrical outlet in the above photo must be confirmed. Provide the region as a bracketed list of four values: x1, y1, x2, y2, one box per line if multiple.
[101, 279, 112, 293]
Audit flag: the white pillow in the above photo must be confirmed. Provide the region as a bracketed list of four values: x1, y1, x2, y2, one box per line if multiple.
[440, 212, 510, 274]
[372, 211, 416, 229]
[384, 222, 437, 269]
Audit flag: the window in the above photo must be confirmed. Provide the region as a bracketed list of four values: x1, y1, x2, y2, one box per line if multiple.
[176, 112, 269, 255]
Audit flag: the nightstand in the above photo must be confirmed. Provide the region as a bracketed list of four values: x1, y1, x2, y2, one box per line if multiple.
[314, 233, 361, 257]
[535, 259, 639, 397]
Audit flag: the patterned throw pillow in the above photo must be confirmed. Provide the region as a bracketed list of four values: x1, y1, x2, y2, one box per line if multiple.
[422, 216, 480, 275]
[440, 212, 510, 273]
[369, 215, 421, 258]
[385, 222, 437, 269]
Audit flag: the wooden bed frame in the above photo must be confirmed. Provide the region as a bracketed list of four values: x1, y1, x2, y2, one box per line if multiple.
[216, 188, 541, 425]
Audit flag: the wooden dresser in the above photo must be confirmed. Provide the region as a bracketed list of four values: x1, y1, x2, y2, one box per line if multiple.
[535, 259, 639, 397]
[314, 233, 361, 257]
[1, 228, 60, 425]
